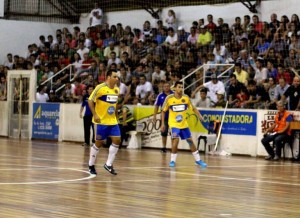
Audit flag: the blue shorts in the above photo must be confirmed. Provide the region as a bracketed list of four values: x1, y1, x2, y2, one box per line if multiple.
[171, 127, 191, 140]
[95, 124, 121, 141]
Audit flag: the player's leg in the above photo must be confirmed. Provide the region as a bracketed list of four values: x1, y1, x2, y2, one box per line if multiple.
[88, 124, 108, 175]
[90, 116, 95, 144]
[161, 120, 169, 153]
[82, 116, 89, 146]
[169, 128, 180, 167]
[104, 125, 121, 175]
[182, 128, 207, 168]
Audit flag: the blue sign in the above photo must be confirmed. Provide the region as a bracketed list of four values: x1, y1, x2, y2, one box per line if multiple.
[32, 103, 60, 140]
[200, 110, 257, 136]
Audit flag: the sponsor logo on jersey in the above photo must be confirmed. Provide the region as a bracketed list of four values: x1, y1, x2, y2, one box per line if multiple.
[106, 95, 118, 103]
[172, 104, 185, 112]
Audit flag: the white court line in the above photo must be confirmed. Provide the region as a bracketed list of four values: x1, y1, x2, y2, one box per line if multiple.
[0, 165, 96, 185]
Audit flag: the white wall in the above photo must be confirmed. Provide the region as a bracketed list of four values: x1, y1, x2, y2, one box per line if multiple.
[0, 20, 73, 64]
[1, 0, 299, 65]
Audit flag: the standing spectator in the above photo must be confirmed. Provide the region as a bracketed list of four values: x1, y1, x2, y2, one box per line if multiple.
[206, 14, 217, 33]
[80, 85, 95, 147]
[36, 85, 49, 103]
[165, 9, 176, 30]
[276, 64, 292, 84]
[73, 79, 86, 103]
[89, 2, 103, 27]
[0, 76, 7, 101]
[3, 53, 13, 69]
[254, 59, 268, 85]
[152, 81, 173, 153]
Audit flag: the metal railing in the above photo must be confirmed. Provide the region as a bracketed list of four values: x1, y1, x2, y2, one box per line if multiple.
[180, 63, 235, 91]
[39, 63, 91, 92]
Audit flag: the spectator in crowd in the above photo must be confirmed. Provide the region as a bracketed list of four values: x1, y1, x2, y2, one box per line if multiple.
[165, 9, 177, 30]
[227, 74, 246, 107]
[89, 2, 103, 27]
[197, 74, 225, 106]
[36, 85, 49, 103]
[191, 87, 211, 108]
[0, 75, 7, 101]
[265, 77, 277, 109]
[244, 79, 269, 109]
[281, 76, 300, 110]
[136, 74, 153, 105]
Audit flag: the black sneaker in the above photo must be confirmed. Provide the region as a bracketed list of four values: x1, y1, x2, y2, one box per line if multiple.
[89, 165, 97, 175]
[161, 148, 167, 153]
[104, 164, 117, 175]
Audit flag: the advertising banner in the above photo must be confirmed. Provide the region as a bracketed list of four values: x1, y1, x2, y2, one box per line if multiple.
[32, 103, 60, 140]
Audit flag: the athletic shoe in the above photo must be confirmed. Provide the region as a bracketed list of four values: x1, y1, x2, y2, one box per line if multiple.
[82, 143, 88, 147]
[89, 165, 97, 175]
[169, 161, 176, 167]
[104, 164, 117, 175]
[161, 148, 167, 153]
[195, 160, 207, 168]
[264, 155, 274, 160]
[273, 155, 280, 161]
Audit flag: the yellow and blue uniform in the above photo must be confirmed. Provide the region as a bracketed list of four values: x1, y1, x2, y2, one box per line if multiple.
[162, 94, 194, 139]
[89, 83, 120, 140]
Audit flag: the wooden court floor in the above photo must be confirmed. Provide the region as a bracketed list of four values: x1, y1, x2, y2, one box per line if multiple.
[0, 138, 300, 218]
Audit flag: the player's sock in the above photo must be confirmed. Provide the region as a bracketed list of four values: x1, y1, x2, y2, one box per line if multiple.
[170, 153, 177, 162]
[89, 144, 99, 166]
[192, 150, 201, 161]
[106, 144, 119, 166]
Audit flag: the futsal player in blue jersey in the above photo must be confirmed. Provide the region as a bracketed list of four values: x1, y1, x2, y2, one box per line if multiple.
[88, 70, 120, 175]
[153, 81, 173, 153]
[80, 85, 95, 147]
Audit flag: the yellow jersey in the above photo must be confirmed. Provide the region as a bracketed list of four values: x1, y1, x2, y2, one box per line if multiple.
[89, 83, 119, 125]
[162, 94, 194, 129]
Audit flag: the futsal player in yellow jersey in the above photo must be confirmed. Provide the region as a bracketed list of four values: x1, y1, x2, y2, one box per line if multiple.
[88, 70, 120, 175]
[161, 81, 207, 168]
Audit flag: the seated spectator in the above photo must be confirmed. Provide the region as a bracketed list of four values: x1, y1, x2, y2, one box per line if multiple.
[276, 64, 293, 84]
[191, 87, 211, 108]
[265, 77, 277, 109]
[200, 74, 225, 105]
[124, 76, 139, 104]
[254, 59, 268, 85]
[273, 78, 290, 108]
[234, 87, 249, 108]
[104, 41, 120, 60]
[135, 74, 153, 105]
[281, 76, 300, 110]
[59, 81, 75, 103]
[152, 64, 166, 84]
[214, 91, 226, 108]
[107, 51, 122, 67]
[261, 101, 293, 161]
[72, 79, 86, 103]
[244, 79, 269, 109]
[227, 74, 246, 107]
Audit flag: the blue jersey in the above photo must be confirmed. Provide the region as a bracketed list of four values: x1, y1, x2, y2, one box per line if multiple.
[81, 94, 92, 116]
[154, 91, 173, 120]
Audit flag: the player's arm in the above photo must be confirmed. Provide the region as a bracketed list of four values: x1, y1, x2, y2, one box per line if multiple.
[189, 97, 204, 121]
[80, 103, 84, 118]
[160, 98, 169, 132]
[88, 88, 100, 123]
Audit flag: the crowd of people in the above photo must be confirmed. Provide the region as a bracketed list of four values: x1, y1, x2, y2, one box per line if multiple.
[1, 4, 300, 110]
